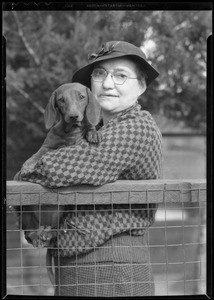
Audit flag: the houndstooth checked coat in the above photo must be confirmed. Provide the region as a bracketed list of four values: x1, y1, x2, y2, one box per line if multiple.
[20, 103, 162, 257]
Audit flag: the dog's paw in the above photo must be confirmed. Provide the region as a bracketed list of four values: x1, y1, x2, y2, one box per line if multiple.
[39, 227, 58, 247]
[86, 130, 102, 144]
[32, 238, 40, 248]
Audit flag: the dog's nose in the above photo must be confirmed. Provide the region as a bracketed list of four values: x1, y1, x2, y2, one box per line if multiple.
[69, 115, 79, 122]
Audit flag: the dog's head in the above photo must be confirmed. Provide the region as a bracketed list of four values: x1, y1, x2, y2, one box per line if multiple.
[44, 83, 101, 132]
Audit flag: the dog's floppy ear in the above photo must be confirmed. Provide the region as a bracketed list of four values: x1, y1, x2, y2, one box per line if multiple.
[44, 92, 59, 130]
[85, 88, 101, 126]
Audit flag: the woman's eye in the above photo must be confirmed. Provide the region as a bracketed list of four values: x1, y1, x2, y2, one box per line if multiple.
[94, 69, 105, 76]
[115, 73, 127, 79]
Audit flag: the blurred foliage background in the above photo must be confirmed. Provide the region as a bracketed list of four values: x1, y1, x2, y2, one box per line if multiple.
[3, 10, 211, 179]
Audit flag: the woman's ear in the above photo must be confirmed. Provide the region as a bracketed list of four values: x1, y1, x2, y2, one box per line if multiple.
[85, 87, 101, 126]
[138, 79, 147, 96]
[44, 92, 59, 130]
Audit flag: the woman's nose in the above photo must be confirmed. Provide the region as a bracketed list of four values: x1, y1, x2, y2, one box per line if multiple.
[102, 73, 115, 88]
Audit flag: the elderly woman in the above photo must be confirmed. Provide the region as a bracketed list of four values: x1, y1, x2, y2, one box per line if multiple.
[20, 41, 162, 297]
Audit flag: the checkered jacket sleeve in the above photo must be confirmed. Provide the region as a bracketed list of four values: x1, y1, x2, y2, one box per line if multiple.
[19, 104, 162, 187]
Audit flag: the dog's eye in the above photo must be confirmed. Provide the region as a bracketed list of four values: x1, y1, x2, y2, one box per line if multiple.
[79, 94, 85, 100]
[58, 98, 65, 103]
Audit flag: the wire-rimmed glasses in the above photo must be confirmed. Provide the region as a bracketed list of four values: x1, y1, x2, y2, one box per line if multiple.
[91, 68, 138, 85]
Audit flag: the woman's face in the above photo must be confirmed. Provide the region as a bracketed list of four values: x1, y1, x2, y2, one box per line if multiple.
[91, 57, 146, 114]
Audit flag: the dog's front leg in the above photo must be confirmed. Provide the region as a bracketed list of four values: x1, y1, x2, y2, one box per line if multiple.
[85, 125, 102, 144]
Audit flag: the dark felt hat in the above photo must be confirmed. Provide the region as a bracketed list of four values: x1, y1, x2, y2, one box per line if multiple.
[72, 41, 159, 87]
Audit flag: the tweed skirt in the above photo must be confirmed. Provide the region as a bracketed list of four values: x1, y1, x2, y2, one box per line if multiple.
[54, 233, 155, 297]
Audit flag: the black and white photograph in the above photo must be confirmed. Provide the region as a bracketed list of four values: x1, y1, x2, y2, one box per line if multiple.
[3, 4, 212, 298]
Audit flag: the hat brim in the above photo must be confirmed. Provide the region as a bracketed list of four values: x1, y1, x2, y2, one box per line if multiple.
[72, 52, 159, 88]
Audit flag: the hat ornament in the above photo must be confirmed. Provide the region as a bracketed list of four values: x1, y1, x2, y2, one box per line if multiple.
[88, 42, 120, 62]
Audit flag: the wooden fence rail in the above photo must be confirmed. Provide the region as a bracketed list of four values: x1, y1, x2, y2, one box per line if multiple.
[6, 179, 206, 206]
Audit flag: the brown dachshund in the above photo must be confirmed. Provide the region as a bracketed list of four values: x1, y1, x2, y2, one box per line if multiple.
[14, 82, 101, 247]
[16, 82, 101, 176]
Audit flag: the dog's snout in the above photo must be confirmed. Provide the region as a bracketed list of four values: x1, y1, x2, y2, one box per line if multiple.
[64, 114, 82, 132]
[65, 114, 83, 125]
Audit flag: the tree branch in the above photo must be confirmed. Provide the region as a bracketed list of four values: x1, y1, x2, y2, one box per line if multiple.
[12, 11, 40, 66]
[12, 84, 45, 115]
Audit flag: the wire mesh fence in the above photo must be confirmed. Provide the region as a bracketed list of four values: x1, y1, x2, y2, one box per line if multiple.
[6, 179, 206, 296]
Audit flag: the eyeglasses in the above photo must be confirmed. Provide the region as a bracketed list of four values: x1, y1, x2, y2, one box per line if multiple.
[91, 68, 138, 85]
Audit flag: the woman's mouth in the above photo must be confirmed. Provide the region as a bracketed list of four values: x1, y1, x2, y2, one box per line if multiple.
[99, 94, 118, 98]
